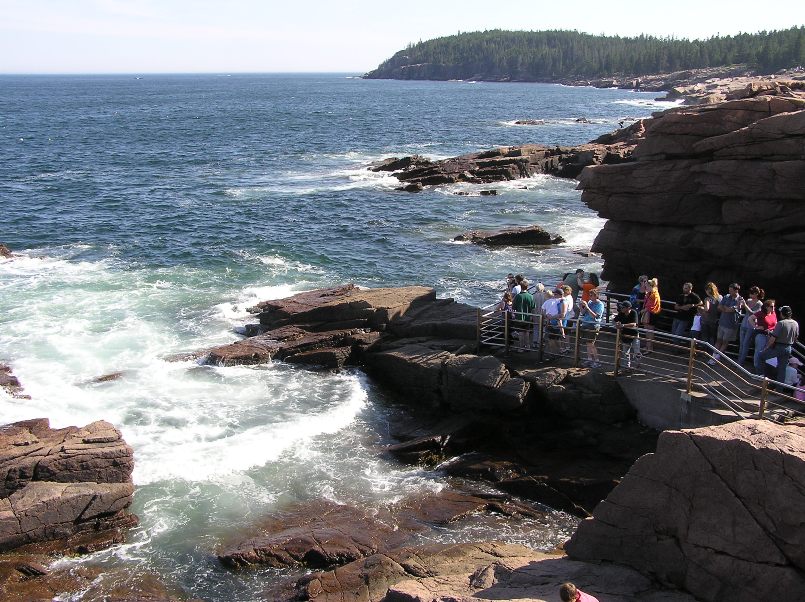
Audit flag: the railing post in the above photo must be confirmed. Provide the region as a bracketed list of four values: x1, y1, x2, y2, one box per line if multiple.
[614, 326, 622, 376]
[759, 378, 768, 419]
[573, 318, 581, 367]
[476, 308, 481, 353]
[686, 337, 696, 394]
[504, 311, 510, 356]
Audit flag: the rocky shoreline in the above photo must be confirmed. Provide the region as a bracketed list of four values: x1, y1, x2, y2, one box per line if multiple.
[3, 284, 805, 600]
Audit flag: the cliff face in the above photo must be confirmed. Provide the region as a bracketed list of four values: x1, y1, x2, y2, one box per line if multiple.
[580, 95, 805, 303]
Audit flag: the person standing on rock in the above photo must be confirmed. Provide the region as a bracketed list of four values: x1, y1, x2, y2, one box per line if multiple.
[513, 279, 536, 351]
[560, 582, 600, 602]
[672, 282, 702, 337]
[756, 305, 799, 384]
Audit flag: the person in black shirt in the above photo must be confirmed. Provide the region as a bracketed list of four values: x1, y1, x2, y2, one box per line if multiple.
[613, 300, 641, 369]
[672, 282, 702, 337]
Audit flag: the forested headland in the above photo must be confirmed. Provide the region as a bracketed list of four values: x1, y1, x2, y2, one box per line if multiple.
[364, 27, 805, 82]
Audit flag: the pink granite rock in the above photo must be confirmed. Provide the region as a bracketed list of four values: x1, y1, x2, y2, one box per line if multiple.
[566, 420, 805, 602]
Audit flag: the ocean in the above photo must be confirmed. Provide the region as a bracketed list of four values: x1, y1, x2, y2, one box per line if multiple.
[0, 73, 677, 600]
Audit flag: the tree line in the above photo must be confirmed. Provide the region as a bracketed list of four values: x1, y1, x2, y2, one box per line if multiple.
[364, 28, 805, 81]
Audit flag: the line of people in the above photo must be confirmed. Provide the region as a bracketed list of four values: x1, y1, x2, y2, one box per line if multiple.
[497, 272, 801, 391]
[630, 276, 801, 387]
[498, 270, 604, 364]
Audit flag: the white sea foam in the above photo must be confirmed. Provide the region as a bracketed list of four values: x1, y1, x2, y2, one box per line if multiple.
[612, 97, 683, 109]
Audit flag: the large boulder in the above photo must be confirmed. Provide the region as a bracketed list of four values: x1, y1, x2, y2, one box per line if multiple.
[0, 419, 137, 552]
[566, 420, 805, 602]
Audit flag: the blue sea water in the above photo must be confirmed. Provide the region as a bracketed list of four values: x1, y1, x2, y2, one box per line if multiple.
[1, 73, 675, 600]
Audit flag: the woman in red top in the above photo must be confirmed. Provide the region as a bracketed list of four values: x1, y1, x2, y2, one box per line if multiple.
[749, 299, 777, 375]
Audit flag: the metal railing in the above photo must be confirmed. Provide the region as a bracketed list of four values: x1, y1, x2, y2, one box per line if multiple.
[477, 300, 805, 425]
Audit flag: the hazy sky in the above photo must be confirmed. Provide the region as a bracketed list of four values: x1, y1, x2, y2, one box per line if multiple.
[2, 0, 803, 74]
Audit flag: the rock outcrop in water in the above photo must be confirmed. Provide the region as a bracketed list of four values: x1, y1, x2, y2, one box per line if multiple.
[0, 244, 11, 259]
[0, 418, 137, 553]
[0, 365, 27, 399]
[454, 225, 565, 246]
[371, 142, 636, 186]
[580, 94, 805, 305]
[566, 420, 805, 602]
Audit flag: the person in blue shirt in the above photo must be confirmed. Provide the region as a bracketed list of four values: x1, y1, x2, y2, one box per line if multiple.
[579, 289, 606, 367]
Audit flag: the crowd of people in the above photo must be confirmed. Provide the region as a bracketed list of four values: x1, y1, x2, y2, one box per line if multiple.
[497, 271, 802, 391]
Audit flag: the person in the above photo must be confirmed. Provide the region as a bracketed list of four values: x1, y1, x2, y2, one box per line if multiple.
[737, 286, 764, 365]
[559, 582, 600, 602]
[671, 282, 702, 337]
[531, 282, 548, 348]
[629, 274, 648, 313]
[563, 268, 584, 304]
[748, 299, 777, 375]
[641, 278, 661, 353]
[579, 289, 605, 367]
[497, 291, 514, 316]
[559, 285, 575, 351]
[613, 300, 641, 370]
[711, 283, 743, 364]
[541, 290, 563, 356]
[512, 278, 536, 351]
[698, 282, 722, 345]
[511, 274, 524, 296]
[506, 273, 516, 293]
[756, 305, 799, 384]
[580, 272, 600, 304]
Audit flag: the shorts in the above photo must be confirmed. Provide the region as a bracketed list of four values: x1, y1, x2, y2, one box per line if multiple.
[580, 323, 600, 343]
[644, 311, 660, 326]
[717, 325, 738, 342]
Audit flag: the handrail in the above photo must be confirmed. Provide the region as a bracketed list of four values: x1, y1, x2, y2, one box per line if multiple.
[478, 298, 805, 425]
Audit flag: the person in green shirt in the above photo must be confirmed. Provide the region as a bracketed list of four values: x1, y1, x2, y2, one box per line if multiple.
[513, 278, 536, 351]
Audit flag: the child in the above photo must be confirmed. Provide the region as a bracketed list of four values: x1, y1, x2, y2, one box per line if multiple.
[559, 582, 600, 602]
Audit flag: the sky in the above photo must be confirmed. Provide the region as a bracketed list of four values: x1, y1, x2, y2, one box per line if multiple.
[1, 0, 803, 74]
